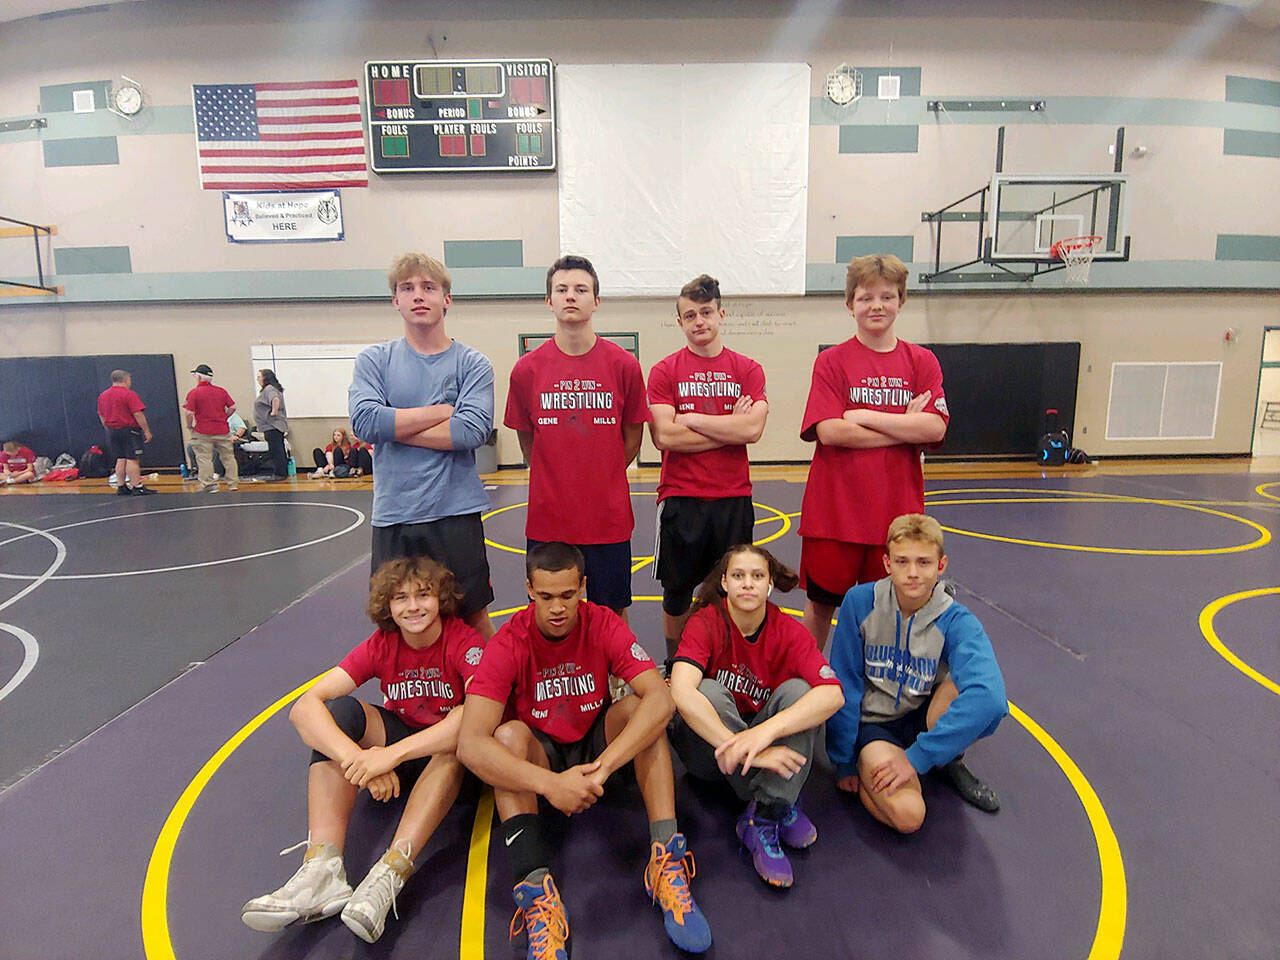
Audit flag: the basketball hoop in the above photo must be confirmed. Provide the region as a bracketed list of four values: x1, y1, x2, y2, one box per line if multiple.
[1050, 235, 1102, 284]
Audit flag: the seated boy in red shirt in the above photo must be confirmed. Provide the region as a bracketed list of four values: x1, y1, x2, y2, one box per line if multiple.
[241, 557, 485, 944]
[0, 440, 37, 484]
[459, 542, 712, 958]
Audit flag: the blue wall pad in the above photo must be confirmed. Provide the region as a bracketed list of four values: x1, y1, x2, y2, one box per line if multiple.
[54, 246, 132, 275]
[836, 236, 915, 263]
[839, 125, 918, 153]
[443, 239, 524, 269]
[1215, 234, 1280, 262]
[1225, 76, 1280, 108]
[42, 136, 118, 167]
[1223, 129, 1280, 158]
[39, 80, 112, 113]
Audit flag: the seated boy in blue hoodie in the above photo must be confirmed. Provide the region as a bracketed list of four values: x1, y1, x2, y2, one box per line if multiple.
[826, 513, 1006, 832]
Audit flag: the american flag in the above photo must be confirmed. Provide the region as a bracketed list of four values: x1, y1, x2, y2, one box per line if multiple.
[192, 80, 368, 190]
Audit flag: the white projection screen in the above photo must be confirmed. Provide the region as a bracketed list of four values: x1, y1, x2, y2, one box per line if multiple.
[556, 63, 810, 297]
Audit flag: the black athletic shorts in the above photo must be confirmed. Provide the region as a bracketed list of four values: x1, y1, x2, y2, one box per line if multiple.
[655, 495, 755, 615]
[105, 426, 145, 462]
[855, 701, 931, 757]
[310, 699, 430, 787]
[371, 513, 495, 619]
[532, 710, 611, 773]
[527, 538, 632, 611]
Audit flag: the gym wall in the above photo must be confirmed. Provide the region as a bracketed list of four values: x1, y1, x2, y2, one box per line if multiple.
[1, 0, 1277, 464]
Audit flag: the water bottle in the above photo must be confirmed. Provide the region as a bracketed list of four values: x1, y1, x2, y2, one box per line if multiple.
[180, 464, 189, 479]
[286, 457, 296, 477]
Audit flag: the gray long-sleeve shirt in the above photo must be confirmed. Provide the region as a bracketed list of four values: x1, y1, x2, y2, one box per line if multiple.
[349, 337, 494, 526]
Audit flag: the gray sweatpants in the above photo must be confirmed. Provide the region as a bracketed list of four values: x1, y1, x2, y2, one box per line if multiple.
[671, 677, 817, 807]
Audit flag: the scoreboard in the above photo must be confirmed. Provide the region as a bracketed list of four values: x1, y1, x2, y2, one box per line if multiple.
[364, 58, 555, 173]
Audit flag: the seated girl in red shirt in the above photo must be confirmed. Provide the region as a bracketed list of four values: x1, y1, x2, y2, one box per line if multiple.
[311, 427, 372, 478]
[241, 556, 485, 943]
[668, 545, 845, 889]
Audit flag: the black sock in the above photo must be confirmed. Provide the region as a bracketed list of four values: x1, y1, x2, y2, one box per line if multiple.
[503, 814, 550, 883]
[757, 801, 788, 822]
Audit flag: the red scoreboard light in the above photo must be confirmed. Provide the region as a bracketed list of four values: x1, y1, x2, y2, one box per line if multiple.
[365, 58, 556, 173]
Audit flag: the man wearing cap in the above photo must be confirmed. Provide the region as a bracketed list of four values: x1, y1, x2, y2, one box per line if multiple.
[184, 364, 239, 492]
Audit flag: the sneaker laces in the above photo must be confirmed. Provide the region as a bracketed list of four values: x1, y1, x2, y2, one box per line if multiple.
[755, 818, 783, 857]
[647, 844, 696, 923]
[509, 876, 568, 958]
[359, 860, 403, 922]
[270, 838, 334, 896]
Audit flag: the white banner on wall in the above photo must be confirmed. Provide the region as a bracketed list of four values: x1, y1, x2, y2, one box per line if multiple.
[556, 63, 810, 297]
[224, 190, 344, 243]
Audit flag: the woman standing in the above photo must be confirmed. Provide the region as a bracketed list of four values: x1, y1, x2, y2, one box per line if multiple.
[255, 369, 290, 480]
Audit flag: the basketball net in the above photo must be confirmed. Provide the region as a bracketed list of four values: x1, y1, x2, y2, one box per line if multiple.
[1051, 235, 1102, 284]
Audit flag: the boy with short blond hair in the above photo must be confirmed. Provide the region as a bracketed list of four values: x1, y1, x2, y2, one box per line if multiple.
[798, 254, 949, 645]
[350, 253, 496, 638]
[826, 513, 1006, 833]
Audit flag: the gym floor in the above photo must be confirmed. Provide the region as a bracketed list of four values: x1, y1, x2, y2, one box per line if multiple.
[0, 460, 1277, 960]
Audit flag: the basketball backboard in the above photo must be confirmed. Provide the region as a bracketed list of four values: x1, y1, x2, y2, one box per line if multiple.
[989, 174, 1130, 262]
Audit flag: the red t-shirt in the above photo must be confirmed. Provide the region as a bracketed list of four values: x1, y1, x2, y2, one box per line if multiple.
[183, 381, 235, 435]
[504, 337, 651, 543]
[97, 384, 145, 429]
[675, 602, 841, 716]
[799, 337, 948, 545]
[325, 440, 363, 454]
[647, 346, 766, 502]
[0, 446, 35, 472]
[338, 618, 486, 729]
[467, 600, 656, 743]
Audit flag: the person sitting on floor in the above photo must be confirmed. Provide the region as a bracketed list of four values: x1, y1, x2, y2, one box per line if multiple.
[0, 440, 37, 484]
[668, 543, 844, 889]
[826, 513, 1007, 834]
[241, 556, 486, 944]
[312, 427, 372, 478]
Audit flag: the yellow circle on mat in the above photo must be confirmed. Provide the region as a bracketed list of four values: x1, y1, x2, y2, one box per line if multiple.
[144, 603, 1125, 960]
[925, 487, 1271, 556]
[1255, 481, 1280, 504]
[1198, 588, 1280, 696]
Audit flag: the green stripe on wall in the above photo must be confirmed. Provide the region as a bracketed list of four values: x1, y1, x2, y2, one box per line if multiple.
[1223, 129, 1280, 158]
[1215, 234, 1280, 262]
[839, 125, 918, 153]
[836, 236, 914, 263]
[42, 136, 118, 167]
[39, 80, 112, 113]
[1225, 76, 1280, 108]
[54, 246, 132, 274]
[443, 239, 524, 268]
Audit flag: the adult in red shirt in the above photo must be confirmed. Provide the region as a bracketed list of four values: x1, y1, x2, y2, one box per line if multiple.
[458, 542, 712, 958]
[183, 363, 239, 491]
[504, 255, 651, 619]
[669, 544, 844, 889]
[798, 254, 949, 646]
[241, 556, 485, 944]
[0, 441, 37, 484]
[96, 369, 155, 496]
[648, 274, 768, 662]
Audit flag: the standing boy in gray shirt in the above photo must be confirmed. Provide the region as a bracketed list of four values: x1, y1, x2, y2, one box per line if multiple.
[350, 253, 496, 638]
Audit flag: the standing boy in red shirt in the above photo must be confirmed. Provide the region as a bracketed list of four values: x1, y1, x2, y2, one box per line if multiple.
[505, 256, 650, 620]
[798, 255, 949, 646]
[648, 274, 768, 663]
[96, 369, 155, 496]
[458, 542, 712, 959]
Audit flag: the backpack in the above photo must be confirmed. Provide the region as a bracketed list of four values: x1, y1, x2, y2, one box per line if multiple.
[1038, 408, 1070, 466]
[79, 444, 110, 478]
[32, 456, 52, 479]
[43, 467, 79, 482]
[53, 452, 76, 469]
